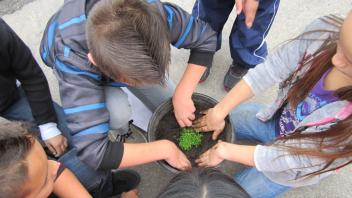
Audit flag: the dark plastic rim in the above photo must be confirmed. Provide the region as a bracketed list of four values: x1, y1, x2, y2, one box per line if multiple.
[147, 93, 234, 173]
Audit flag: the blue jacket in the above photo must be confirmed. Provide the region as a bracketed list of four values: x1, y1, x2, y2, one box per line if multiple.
[40, 0, 217, 170]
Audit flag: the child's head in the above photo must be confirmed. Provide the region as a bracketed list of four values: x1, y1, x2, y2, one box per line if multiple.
[86, 0, 170, 86]
[157, 168, 249, 198]
[0, 122, 58, 198]
[332, 11, 352, 77]
[285, 12, 352, 108]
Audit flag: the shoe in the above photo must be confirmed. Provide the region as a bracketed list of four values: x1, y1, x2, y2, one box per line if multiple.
[199, 67, 210, 83]
[223, 63, 249, 92]
[108, 120, 134, 142]
[111, 169, 141, 195]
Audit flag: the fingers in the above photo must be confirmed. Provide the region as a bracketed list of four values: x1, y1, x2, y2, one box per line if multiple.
[63, 138, 68, 149]
[176, 114, 195, 127]
[183, 118, 193, 127]
[195, 152, 209, 167]
[47, 144, 57, 157]
[243, 0, 259, 28]
[193, 117, 207, 131]
[177, 118, 186, 128]
[199, 109, 209, 115]
[55, 144, 64, 157]
[245, 12, 255, 28]
[235, 0, 244, 15]
[188, 113, 196, 121]
[212, 129, 222, 140]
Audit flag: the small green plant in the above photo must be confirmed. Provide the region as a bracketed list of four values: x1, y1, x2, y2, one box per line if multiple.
[178, 127, 203, 151]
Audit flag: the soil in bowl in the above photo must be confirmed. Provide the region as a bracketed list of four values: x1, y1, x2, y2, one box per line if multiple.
[155, 102, 227, 167]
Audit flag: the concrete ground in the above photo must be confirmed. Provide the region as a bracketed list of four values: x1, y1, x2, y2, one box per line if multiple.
[1, 0, 352, 197]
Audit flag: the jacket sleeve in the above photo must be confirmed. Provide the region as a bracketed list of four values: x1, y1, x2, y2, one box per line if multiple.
[161, 2, 217, 68]
[0, 18, 57, 125]
[253, 137, 348, 174]
[52, 55, 124, 171]
[242, 18, 338, 95]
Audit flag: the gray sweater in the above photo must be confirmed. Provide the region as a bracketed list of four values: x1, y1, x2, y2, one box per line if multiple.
[40, 0, 217, 170]
[242, 16, 351, 187]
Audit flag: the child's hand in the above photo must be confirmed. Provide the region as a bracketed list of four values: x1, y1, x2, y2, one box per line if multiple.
[172, 95, 196, 127]
[164, 141, 192, 171]
[121, 189, 138, 198]
[45, 134, 68, 157]
[196, 140, 227, 167]
[193, 107, 225, 140]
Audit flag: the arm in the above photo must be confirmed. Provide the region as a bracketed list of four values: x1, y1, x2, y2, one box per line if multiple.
[0, 19, 67, 156]
[196, 140, 322, 172]
[120, 140, 191, 171]
[53, 168, 92, 198]
[193, 19, 327, 138]
[196, 141, 256, 167]
[193, 80, 253, 140]
[173, 64, 206, 127]
[53, 65, 124, 171]
[161, 2, 217, 127]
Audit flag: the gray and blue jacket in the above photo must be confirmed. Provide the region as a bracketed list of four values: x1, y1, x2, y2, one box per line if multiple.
[40, 0, 217, 170]
[243, 16, 352, 187]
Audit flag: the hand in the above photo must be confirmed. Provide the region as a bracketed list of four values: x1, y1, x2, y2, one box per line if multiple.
[121, 189, 138, 198]
[172, 95, 196, 127]
[196, 140, 227, 167]
[193, 108, 225, 140]
[235, 0, 260, 28]
[165, 141, 192, 171]
[45, 134, 68, 157]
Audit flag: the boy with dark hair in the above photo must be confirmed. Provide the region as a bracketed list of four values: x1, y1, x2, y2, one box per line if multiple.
[0, 122, 92, 198]
[40, 0, 217, 171]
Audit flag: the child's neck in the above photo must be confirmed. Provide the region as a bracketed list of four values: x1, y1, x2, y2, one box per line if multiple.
[324, 67, 352, 91]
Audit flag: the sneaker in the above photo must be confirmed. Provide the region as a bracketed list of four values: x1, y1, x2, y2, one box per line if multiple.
[111, 169, 141, 195]
[199, 67, 210, 83]
[223, 63, 249, 92]
[108, 120, 134, 142]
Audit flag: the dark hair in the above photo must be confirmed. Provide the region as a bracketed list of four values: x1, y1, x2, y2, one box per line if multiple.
[0, 122, 35, 198]
[86, 0, 170, 85]
[157, 168, 249, 198]
[273, 15, 352, 177]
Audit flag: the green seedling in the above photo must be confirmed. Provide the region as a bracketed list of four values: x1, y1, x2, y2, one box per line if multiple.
[178, 127, 203, 151]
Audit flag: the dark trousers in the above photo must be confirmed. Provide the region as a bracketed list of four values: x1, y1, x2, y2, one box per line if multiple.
[192, 0, 280, 67]
[1, 88, 113, 197]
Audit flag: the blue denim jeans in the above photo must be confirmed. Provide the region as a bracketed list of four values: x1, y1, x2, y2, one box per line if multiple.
[1, 88, 112, 197]
[230, 103, 290, 198]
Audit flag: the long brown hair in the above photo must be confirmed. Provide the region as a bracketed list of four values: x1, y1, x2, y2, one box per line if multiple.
[274, 15, 352, 178]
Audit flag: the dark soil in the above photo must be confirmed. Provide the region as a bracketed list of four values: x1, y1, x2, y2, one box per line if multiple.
[155, 102, 227, 167]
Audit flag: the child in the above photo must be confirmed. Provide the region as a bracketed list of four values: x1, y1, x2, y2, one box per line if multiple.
[191, 0, 280, 91]
[0, 122, 91, 198]
[157, 168, 249, 198]
[40, 0, 217, 171]
[0, 18, 137, 197]
[194, 13, 352, 197]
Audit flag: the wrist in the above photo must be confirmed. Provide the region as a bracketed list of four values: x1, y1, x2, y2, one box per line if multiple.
[174, 86, 192, 100]
[159, 140, 176, 160]
[213, 105, 228, 120]
[216, 141, 230, 160]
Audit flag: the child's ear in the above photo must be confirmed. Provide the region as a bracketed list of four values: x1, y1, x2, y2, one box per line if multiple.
[88, 53, 97, 66]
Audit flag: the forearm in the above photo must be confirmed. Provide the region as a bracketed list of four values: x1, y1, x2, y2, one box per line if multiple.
[222, 143, 256, 167]
[119, 140, 173, 168]
[53, 169, 92, 198]
[174, 63, 206, 98]
[215, 79, 254, 118]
